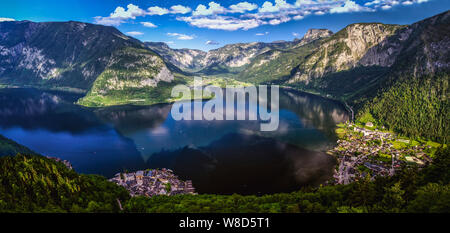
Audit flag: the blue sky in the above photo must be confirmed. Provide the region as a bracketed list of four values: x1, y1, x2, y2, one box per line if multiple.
[1, 0, 449, 50]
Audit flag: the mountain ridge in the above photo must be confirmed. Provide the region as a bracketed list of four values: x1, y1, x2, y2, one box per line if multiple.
[146, 28, 334, 76]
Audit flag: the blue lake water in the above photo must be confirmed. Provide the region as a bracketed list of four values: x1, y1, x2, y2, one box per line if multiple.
[0, 88, 348, 194]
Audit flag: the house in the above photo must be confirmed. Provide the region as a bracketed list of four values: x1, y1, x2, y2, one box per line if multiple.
[125, 174, 135, 181]
[146, 170, 153, 177]
[159, 189, 167, 195]
[136, 171, 144, 179]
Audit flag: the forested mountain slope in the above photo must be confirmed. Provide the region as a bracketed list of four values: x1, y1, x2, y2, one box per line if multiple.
[357, 11, 450, 142]
[0, 135, 37, 157]
[0, 20, 179, 106]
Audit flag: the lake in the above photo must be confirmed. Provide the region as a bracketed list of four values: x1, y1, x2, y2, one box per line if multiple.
[0, 87, 349, 195]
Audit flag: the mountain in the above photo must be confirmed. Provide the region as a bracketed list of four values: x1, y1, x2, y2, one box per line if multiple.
[147, 41, 276, 75]
[198, 42, 275, 75]
[236, 28, 333, 83]
[301, 29, 333, 43]
[146, 36, 324, 76]
[0, 20, 180, 106]
[358, 11, 450, 142]
[145, 42, 206, 72]
[233, 11, 448, 142]
[288, 23, 402, 84]
[0, 134, 37, 157]
[287, 11, 449, 142]
[0, 153, 129, 212]
[1, 145, 449, 213]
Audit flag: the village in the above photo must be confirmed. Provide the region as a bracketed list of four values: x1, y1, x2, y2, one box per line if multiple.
[47, 156, 73, 170]
[109, 168, 197, 197]
[328, 122, 434, 185]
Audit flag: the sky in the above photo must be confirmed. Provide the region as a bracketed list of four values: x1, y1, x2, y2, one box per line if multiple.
[1, 0, 449, 51]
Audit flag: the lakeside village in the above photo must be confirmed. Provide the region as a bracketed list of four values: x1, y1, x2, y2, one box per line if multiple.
[109, 169, 197, 197]
[327, 122, 442, 185]
[46, 156, 73, 170]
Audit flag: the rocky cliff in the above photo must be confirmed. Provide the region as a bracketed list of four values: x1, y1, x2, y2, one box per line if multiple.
[289, 23, 403, 84]
[301, 29, 333, 43]
[236, 28, 332, 83]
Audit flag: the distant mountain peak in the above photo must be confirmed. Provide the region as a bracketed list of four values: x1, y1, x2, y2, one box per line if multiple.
[271, 40, 287, 43]
[302, 29, 333, 41]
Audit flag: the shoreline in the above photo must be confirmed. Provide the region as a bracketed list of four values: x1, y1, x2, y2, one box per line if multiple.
[0, 84, 87, 94]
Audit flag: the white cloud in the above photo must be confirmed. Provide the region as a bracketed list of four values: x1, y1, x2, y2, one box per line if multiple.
[269, 16, 291, 25]
[295, 0, 317, 6]
[292, 32, 300, 37]
[229, 2, 258, 13]
[165, 41, 175, 45]
[365, 0, 409, 9]
[315, 10, 325, 15]
[110, 4, 146, 19]
[126, 31, 144, 36]
[0, 17, 15, 22]
[94, 4, 145, 26]
[259, 2, 279, 13]
[178, 16, 263, 31]
[92, 0, 433, 31]
[365, 0, 381, 6]
[193, 2, 226, 16]
[205, 40, 220, 45]
[147, 6, 169, 15]
[167, 32, 195, 40]
[93, 16, 124, 26]
[141, 22, 157, 28]
[274, 0, 295, 9]
[259, 0, 294, 13]
[402, 1, 413, 5]
[255, 32, 269, 36]
[170, 5, 191, 14]
[330, 0, 372, 14]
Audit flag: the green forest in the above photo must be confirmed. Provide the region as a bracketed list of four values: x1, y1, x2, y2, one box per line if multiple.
[359, 73, 449, 143]
[0, 147, 448, 213]
[0, 135, 38, 157]
[0, 154, 129, 212]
